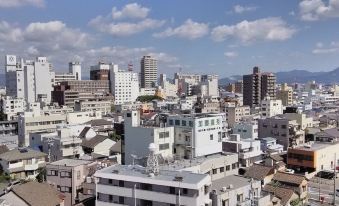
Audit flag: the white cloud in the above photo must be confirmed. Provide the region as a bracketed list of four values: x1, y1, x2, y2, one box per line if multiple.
[153, 19, 209, 40]
[211, 17, 296, 43]
[299, 0, 339, 21]
[312, 41, 339, 54]
[234, 5, 257, 13]
[112, 3, 150, 19]
[147, 52, 178, 63]
[224, 51, 238, 58]
[0, 20, 23, 42]
[89, 3, 165, 37]
[0, 0, 44, 8]
[90, 17, 165, 37]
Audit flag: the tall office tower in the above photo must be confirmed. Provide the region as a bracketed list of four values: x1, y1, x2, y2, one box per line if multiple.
[5, 55, 54, 104]
[140, 55, 157, 88]
[110, 65, 139, 105]
[243, 67, 276, 107]
[90, 62, 110, 80]
[69, 62, 81, 80]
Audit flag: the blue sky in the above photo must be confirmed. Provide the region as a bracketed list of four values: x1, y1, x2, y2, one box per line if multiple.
[1, 0, 339, 78]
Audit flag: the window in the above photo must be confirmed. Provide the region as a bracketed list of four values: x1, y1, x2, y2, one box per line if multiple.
[159, 131, 170, 138]
[175, 120, 180, 126]
[237, 194, 243, 202]
[222, 199, 229, 206]
[47, 170, 58, 176]
[119, 180, 124, 187]
[119, 196, 124, 204]
[170, 187, 175, 194]
[226, 165, 230, 171]
[109, 195, 113, 202]
[60, 171, 72, 178]
[183, 188, 188, 195]
[159, 143, 170, 150]
[198, 121, 203, 127]
[108, 179, 113, 184]
[210, 134, 213, 140]
[169, 119, 173, 126]
[182, 120, 187, 126]
[205, 120, 209, 126]
[189, 121, 193, 127]
[220, 167, 224, 173]
[211, 119, 215, 125]
[212, 169, 217, 174]
[232, 163, 237, 169]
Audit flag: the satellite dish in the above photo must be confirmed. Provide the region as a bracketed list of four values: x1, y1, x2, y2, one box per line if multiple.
[148, 143, 157, 153]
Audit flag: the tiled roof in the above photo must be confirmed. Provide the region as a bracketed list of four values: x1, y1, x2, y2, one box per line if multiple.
[263, 184, 295, 205]
[81, 135, 111, 149]
[273, 172, 305, 185]
[244, 164, 274, 180]
[0, 148, 46, 162]
[12, 181, 64, 206]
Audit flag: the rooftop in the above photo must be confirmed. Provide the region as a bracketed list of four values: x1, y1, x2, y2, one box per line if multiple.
[244, 164, 275, 180]
[49, 159, 92, 167]
[95, 164, 210, 190]
[211, 175, 255, 195]
[0, 148, 46, 162]
[290, 141, 339, 151]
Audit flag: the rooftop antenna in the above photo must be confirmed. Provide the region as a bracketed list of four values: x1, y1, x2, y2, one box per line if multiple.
[146, 143, 159, 176]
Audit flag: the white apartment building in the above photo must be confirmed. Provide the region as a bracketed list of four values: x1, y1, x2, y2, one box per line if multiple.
[200, 74, 219, 97]
[0, 96, 26, 120]
[139, 87, 157, 96]
[141, 55, 157, 88]
[260, 97, 283, 118]
[124, 110, 174, 165]
[110, 65, 139, 105]
[94, 164, 212, 206]
[159, 74, 178, 97]
[74, 100, 112, 115]
[0, 147, 47, 179]
[167, 113, 225, 159]
[5, 55, 54, 104]
[233, 121, 258, 139]
[174, 73, 218, 97]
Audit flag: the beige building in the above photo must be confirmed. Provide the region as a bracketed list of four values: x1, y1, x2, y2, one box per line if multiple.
[277, 83, 293, 106]
[223, 105, 250, 127]
[288, 141, 339, 172]
[46, 159, 97, 206]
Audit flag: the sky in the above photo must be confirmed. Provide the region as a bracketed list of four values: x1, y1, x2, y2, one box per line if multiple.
[1, 0, 339, 78]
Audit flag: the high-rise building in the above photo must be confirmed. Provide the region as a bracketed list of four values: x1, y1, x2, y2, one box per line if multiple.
[5, 55, 55, 104]
[277, 83, 293, 106]
[243, 67, 276, 107]
[68, 62, 81, 80]
[90, 62, 111, 80]
[140, 55, 157, 88]
[110, 65, 139, 105]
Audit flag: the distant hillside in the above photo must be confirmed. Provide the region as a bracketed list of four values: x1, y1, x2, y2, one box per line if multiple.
[220, 68, 339, 85]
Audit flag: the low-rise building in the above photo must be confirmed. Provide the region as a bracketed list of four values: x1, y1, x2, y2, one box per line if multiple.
[46, 159, 97, 206]
[287, 141, 339, 172]
[0, 147, 46, 179]
[223, 105, 250, 128]
[260, 97, 283, 118]
[94, 164, 212, 206]
[232, 121, 258, 139]
[0, 96, 25, 120]
[74, 100, 112, 115]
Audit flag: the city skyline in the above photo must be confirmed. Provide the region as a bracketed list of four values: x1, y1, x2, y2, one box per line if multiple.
[1, 0, 339, 77]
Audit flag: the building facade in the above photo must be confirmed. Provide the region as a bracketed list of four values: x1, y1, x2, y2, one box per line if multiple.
[140, 55, 157, 88]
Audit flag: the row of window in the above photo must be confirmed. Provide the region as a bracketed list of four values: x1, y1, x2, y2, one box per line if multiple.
[25, 120, 64, 126]
[211, 163, 238, 175]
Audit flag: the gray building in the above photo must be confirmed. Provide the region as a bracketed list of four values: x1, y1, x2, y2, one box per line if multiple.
[140, 55, 157, 88]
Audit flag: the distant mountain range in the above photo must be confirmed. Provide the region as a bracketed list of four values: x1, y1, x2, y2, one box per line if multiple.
[220, 68, 339, 85]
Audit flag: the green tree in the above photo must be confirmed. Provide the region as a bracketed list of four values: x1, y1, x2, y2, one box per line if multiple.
[136, 95, 163, 102]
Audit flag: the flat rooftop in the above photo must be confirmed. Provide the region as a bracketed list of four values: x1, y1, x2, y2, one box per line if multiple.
[290, 141, 339, 151]
[95, 164, 209, 189]
[159, 152, 237, 171]
[211, 175, 253, 195]
[49, 159, 92, 167]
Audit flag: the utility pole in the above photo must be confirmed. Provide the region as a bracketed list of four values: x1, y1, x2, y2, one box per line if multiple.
[334, 153, 337, 205]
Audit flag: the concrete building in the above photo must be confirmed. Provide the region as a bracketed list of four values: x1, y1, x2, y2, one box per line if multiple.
[54, 62, 82, 83]
[287, 141, 339, 172]
[160, 153, 239, 181]
[0, 147, 47, 179]
[74, 100, 112, 115]
[0, 96, 25, 120]
[233, 121, 258, 139]
[90, 62, 112, 80]
[5, 55, 55, 104]
[0, 120, 18, 148]
[200, 75, 219, 97]
[46, 159, 97, 206]
[110, 65, 139, 105]
[277, 83, 293, 106]
[223, 105, 250, 128]
[260, 97, 283, 118]
[210, 175, 270, 206]
[124, 110, 174, 165]
[159, 74, 178, 97]
[175, 73, 219, 97]
[223, 134, 262, 167]
[243, 67, 276, 107]
[260, 137, 284, 154]
[167, 113, 225, 159]
[141, 55, 157, 88]
[94, 164, 212, 206]
[258, 117, 305, 150]
[282, 113, 313, 130]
